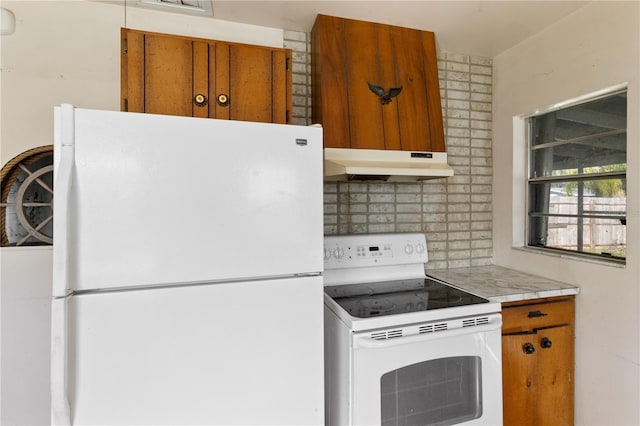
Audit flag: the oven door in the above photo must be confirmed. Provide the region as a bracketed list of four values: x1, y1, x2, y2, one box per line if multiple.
[351, 314, 502, 426]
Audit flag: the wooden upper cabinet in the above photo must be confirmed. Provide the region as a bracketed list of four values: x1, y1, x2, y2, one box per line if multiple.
[121, 28, 292, 124]
[311, 15, 445, 152]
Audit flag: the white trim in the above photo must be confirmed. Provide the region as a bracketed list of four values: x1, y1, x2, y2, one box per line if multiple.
[513, 85, 628, 265]
[522, 82, 628, 119]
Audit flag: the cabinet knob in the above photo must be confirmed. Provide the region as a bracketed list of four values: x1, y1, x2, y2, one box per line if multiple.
[217, 93, 230, 107]
[194, 94, 208, 107]
[540, 337, 553, 349]
[523, 342, 536, 355]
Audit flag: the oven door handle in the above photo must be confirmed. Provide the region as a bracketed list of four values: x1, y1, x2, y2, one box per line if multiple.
[354, 321, 502, 349]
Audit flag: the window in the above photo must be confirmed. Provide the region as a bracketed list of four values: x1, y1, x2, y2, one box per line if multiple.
[381, 356, 482, 426]
[526, 88, 627, 263]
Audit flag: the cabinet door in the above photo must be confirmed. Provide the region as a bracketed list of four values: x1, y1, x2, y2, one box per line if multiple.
[536, 326, 574, 426]
[502, 332, 538, 426]
[211, 43, 290, 123]
[121, 29, 291, 124]
[312, 15, 445, 152]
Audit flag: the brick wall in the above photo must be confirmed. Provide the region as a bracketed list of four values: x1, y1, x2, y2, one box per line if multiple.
[284, 31, 493, 269]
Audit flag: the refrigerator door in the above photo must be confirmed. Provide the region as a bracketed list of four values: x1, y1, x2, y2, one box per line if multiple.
[53, 105, 323, 296]
[51, 276, 324, 425]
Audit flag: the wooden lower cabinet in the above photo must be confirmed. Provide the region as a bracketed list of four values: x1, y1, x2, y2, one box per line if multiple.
[501, 296, 575, 426]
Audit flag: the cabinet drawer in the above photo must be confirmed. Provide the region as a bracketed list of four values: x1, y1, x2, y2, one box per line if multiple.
[502, 298, 574, 334]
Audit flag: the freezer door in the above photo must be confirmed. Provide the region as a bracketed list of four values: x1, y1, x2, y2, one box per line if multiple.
[52, 276, 324, 425]
[53, 106, 323, 294]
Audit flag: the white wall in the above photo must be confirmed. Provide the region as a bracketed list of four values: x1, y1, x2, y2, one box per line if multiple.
[493, 2, 640, 424]
[0, 1, 283, 423]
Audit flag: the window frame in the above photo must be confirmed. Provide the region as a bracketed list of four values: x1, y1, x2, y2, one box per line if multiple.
[524, 85, 628, 265]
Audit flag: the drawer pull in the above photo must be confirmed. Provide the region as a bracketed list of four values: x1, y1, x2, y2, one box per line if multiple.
[528, 310, 548, 318]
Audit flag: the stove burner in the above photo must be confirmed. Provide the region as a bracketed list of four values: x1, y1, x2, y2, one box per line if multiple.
[428, 294, 463, 306]
[357, 299, 396, 316]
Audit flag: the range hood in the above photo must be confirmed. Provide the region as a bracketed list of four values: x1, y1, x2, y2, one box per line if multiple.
[324, 148, 454, 182]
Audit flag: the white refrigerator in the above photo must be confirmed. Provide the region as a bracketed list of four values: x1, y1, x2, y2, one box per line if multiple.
[50, 105, 324, 425]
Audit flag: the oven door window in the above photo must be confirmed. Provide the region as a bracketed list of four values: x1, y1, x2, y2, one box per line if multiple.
[381, 356, 482, 426]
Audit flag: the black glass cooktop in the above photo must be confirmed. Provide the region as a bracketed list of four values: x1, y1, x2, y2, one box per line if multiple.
[324, 277, 489, 318]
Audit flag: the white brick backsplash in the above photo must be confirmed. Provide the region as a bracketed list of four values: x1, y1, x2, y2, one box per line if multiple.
[471, 93, 492, 103]
[423, 193, 447, 203]
[397, 223, 422, 232]
[397, 204, 422, 213]
[447, 81, 470, 91]
[448, 99, 471, 110]
[447, 128, 471, 137]
[471, 221, 492, 231]
[447, 61, 470, 72]
[471, 258, 492, 267]
[448, 90, 471, 101]
[424, 223, 447, 233]
[448, 250, 472, 260]
[423, 203, 447, 213]
[471, 166, 492, 176]
[448, 259, 472, 268]
[423, 213, 447, 223]
[396, 193, 421, 203]
[447, 147, 471, 156]
[471, 76, 492, 87]
[471, 111, 492, 121]
[448, 118, 471, 129]
[470, 56, 492, 66]
[446, 137, 471, 147]
[470, 83, 492, 94]
[471, 120, 492, 130]
[448, 203, 471, 212]
[472, 212, 493, 222]
[449, 240, 471, 250]
[447, 222, 471, 231]
[470, 64, 492, 75]
[282, 28, 493, 267]
[447, 109, 470, 119]
[448, 174, 471, 184]
[471, 157, 492, 167]
[447, 71, 471, 82]
[472, 239, 493, 249]
[447, 194, 471, 203]
[446, 53, 470, 63]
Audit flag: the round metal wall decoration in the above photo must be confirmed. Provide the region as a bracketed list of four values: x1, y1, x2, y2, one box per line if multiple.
[0, 146, 54, 246]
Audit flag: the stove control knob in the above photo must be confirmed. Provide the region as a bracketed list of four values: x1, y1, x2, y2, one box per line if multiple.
[333, 247, 345, 259]
[324, 248, 332, 261]
[404, 244, 414, 255]
[416, 243, 425, 254]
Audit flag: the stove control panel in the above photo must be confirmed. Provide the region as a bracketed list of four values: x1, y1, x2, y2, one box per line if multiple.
[324, 233, 428, 269]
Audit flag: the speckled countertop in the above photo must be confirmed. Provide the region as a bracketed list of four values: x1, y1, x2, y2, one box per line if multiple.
[427, 265, 579, 303]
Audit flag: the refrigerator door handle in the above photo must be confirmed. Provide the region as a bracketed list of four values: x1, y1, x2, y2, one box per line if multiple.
[51, 298, 71, 425]
[52, 104, 75, 297]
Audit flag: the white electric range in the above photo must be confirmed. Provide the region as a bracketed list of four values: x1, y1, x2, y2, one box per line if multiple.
[323, 233, 503, 426]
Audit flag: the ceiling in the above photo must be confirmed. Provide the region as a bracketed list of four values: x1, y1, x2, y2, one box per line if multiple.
[206, 1, 590, 57]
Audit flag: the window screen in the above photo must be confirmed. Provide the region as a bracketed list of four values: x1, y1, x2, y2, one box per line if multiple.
[381, 356, 482, 426]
